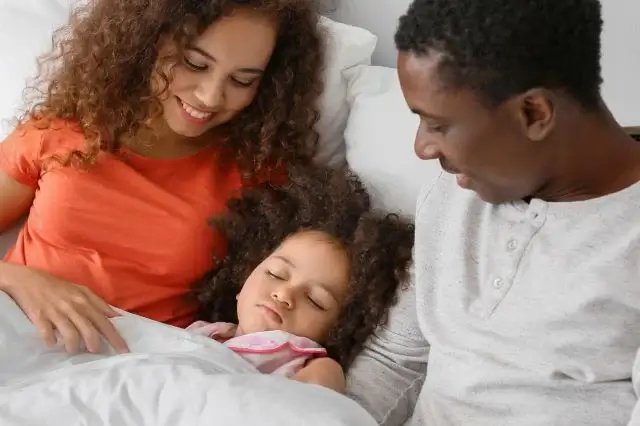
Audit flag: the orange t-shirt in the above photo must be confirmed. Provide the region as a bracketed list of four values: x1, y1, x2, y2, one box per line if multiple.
[0, 120, 274, 327]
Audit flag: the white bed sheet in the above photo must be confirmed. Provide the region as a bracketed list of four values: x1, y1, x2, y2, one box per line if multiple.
[0, 292, 376, 426]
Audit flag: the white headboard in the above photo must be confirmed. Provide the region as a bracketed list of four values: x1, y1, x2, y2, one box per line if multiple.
[330, 0, 640, 128]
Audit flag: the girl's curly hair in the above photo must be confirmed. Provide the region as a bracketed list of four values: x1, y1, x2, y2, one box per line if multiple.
[22, 0, 324, 173]
[191, 165, 415, 370]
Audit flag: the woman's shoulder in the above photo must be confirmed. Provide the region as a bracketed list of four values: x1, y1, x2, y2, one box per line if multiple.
[0, 117, 87, 186]
[6, 117, 86, 155]
[17, 117, 84, 141]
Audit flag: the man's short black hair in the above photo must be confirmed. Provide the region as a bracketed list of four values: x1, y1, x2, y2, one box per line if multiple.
[395, 0, 604, 108]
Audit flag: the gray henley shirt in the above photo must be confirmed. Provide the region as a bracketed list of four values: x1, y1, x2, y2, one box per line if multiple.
[347, 171, 640, 426]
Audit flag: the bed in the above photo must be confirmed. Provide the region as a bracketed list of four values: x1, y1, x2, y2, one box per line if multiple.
[0, 290, 377, 425]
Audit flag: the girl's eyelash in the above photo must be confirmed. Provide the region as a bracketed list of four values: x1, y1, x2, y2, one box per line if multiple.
[265, 269, 326, 310]
[307, 296, 325, 310]
[266, 271, 283, 280]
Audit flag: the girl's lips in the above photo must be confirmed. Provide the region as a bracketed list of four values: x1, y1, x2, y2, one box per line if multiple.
[257, 303, 283, 324]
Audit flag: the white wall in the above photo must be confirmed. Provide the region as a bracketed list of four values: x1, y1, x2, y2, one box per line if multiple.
[332, 0, 640, 128]
[600, 0, 640, 128]
[331, 0, 407, 68]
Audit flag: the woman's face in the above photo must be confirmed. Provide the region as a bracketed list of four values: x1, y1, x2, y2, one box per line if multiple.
[158, 7, 278, 138]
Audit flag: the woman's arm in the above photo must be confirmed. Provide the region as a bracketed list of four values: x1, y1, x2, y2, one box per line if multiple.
[0, 169, 34, 232]
[292, 357, 346, 393]
[0, 171, 128, 354]
[0, 261, 129, 354]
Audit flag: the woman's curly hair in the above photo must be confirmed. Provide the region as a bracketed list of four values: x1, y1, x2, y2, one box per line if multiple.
[22, 0, 324, 173]
[191, 165, 415, 370]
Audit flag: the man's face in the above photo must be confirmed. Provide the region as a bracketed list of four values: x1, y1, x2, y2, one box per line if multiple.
[397, 51, 553, 204]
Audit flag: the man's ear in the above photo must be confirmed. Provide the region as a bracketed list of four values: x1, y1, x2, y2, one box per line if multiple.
[514, 88, 557, 141]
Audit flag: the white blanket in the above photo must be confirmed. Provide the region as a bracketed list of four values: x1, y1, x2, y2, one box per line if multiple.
[0, 292, 376, 426]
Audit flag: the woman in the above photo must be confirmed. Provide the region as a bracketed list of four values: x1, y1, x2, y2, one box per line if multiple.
[0, 0, 324, 354]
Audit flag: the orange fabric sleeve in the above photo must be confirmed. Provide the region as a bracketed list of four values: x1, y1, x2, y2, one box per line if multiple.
[0, 124, 46, 187]
[0, 120, 83, 188]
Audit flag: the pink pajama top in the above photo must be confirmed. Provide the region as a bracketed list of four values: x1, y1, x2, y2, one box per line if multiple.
[186, 321, 327, 377]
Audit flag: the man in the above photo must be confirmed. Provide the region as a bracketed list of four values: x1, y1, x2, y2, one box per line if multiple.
[347, 0, 640, 425]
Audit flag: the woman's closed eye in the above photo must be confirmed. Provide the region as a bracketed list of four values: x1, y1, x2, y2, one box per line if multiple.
[182, 57, 254, 88]
[183, 56, 207, 72]
[230, 77, 255, 88]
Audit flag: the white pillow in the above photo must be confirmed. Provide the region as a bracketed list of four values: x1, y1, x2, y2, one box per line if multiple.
[316, 17, 378, 167]
[0, 2, 71, 136]
[0, 3, 378, 168]
[343, 65, 441, 217]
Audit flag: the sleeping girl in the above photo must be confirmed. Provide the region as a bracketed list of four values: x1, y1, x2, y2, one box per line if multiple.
[187, 165, 415, 393]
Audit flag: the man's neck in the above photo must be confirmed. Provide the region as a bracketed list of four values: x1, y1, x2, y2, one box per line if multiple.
[534, 111, 640, 202]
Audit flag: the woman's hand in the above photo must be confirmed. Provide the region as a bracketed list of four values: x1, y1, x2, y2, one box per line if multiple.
[0, 262, 129, 354]
[293, 357, 346, 393]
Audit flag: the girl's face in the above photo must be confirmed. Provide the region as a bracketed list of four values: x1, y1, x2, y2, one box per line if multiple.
[235, 231, 351, 343]
[158, 7, 277, 138]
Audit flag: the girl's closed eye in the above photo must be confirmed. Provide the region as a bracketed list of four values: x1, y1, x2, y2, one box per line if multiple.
[307, 296, 326, 310]
[266, 270, 283, 280]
